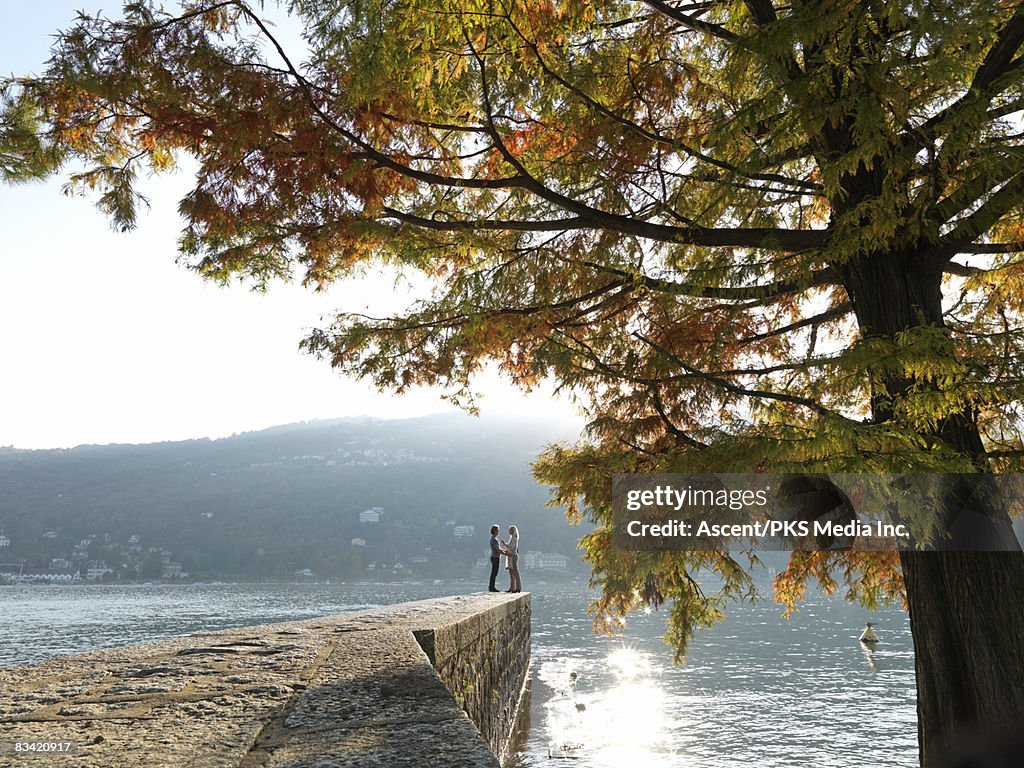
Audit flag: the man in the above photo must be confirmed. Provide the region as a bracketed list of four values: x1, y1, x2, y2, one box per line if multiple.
[487, 524, 502, 592]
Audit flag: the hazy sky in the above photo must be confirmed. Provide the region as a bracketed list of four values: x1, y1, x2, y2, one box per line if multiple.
[1, 3, 581, 449]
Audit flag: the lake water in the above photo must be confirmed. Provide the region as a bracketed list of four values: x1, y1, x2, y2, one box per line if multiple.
[0, 575, 917, 767]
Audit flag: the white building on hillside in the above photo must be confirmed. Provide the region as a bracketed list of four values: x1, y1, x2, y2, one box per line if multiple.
[86, 563, 113, 581]
[359, 507, 383, 524]
[522, 551, 569, 571]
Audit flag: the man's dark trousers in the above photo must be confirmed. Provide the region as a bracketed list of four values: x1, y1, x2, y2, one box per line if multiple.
[488, 556, 500, 591]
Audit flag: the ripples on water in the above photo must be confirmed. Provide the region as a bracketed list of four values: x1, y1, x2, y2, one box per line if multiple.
[518, 579, 917, 768]
[0, 582, 410, 666]
[0, 574, 916, 767]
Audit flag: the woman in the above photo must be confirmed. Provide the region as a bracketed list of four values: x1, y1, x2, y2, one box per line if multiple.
[503, 525, 521, 593]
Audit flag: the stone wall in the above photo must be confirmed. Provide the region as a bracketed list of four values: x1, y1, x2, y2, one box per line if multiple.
[415, 593, 531, 759]
[0, 593, 530, 768]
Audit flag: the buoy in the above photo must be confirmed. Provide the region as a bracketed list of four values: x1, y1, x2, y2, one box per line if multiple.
[859, 621, 879, 644]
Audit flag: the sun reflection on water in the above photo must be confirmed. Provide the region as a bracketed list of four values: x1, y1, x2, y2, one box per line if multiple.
[519, 584, 916, 768]
[543, 646, 677, 766]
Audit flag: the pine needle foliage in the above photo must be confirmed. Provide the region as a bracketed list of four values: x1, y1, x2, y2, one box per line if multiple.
[5, 0, 1024, 660]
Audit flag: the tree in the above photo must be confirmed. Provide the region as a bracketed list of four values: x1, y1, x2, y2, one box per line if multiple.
[4, 1, 1024, 763]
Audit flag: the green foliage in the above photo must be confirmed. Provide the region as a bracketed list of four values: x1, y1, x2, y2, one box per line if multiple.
[0, 84, 63, 183]
[5, 0, 1024, 658]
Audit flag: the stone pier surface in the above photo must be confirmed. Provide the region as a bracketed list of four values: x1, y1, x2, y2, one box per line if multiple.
[0, 593, 530, 768]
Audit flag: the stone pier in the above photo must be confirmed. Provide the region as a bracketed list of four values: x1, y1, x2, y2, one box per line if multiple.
[0, 593, 530, 767]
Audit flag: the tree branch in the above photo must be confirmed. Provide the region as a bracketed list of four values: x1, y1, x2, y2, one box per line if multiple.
[582, 260, 837, 301]
[633, 332, 859, 421]
[900, 6, 1024, 152]
[464, 24, 824, 250]
[927, 172, 1024, 265]
[501, 9, 819, 193]
[953, 241, 1024, 254]
[639, 0, 739, 42]
[739, 303, 852, 344]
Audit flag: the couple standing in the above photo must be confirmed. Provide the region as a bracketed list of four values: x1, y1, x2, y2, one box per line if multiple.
[488, 524, 522, 593]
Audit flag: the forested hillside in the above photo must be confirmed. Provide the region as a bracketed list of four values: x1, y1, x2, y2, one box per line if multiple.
[0, 414, 585, 579]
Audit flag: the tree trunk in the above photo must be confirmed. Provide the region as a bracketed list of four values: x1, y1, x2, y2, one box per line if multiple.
[840, 253, 1024, 767]
[902, 552, 1024, 764]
